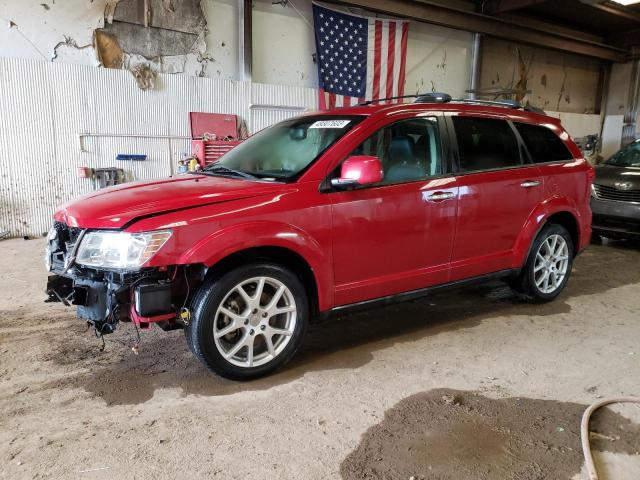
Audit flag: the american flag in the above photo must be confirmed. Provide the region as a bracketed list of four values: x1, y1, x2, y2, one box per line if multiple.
[312, 3, 409, 109]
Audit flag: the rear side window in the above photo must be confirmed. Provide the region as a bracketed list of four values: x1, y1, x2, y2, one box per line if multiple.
[514, 122, 573, 163]
[452, 117, 522, 172]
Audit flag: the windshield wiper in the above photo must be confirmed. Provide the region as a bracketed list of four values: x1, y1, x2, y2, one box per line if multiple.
[201, 165, 257, 180]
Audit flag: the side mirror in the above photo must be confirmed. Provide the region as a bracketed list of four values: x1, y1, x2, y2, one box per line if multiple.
[331, 155, 383, 189]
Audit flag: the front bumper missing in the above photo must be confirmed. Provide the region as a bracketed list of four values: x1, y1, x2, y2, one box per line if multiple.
[45, 270, 182, 335]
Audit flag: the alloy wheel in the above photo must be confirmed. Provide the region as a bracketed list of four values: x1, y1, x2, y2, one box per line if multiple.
[213, 276, 297, 368]
[533, 234, 569, 294]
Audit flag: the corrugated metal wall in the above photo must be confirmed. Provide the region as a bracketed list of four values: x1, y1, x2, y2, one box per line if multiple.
[0, 58, 318, 237]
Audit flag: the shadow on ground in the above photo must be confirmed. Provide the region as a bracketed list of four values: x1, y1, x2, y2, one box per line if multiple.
[36, 241, 640, 405]
[341, 388, 640, 480]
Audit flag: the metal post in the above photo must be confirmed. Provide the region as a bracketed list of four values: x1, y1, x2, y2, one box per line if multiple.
[238, 0, 252, 82]
[469, 33, 482, 100]
[622, 52, 640, 147]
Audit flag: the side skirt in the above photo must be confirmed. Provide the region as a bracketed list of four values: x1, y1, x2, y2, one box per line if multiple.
[320, 269, 519, 321]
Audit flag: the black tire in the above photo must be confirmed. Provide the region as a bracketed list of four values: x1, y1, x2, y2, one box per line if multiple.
[511, 223, 574, 303]
[185, 263, 309, 380]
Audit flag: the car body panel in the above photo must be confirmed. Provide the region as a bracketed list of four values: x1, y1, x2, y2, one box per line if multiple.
[329, 177, 458, 305]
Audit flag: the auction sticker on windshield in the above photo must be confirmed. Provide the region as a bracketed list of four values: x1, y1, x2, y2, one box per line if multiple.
[309, 120, 351, 129]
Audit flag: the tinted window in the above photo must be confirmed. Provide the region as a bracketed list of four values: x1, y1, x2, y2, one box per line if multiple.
[515, 122, 573, 163]
[347, 117, 444, 185]
[452, 117, 521, 172]
[605, 139, 640, 167]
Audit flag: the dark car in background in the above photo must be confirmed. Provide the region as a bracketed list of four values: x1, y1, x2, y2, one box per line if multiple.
[591, 139, 640, 240]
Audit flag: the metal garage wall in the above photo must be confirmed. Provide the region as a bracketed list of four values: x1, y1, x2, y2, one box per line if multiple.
[0, 58, 317, 237]
[250, 82, 317, 132]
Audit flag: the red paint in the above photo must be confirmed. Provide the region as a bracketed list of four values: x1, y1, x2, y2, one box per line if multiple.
[339, 155, 383, 185]
[130, 304, 175, 328]
[53, 101, 592, 313]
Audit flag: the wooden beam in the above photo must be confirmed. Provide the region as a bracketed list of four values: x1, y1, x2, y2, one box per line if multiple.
[484, 0, 550, 15]
[327, 0, 628, 62]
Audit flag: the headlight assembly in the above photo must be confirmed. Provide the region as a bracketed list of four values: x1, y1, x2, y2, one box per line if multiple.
[75, 230, 172, 269]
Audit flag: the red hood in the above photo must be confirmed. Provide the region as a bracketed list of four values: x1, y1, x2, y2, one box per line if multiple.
[54, 175, 283, 229]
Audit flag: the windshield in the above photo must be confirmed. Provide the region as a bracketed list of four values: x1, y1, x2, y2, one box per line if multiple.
[205, 115, 363, 180]
[606, 140, 640, 167]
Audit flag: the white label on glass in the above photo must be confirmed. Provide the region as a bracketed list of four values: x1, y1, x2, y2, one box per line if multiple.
[309, 120, 351, 129]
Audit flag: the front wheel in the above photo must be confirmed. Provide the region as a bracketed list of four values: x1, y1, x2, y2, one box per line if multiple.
[185, 263, 309, 380]
[511, 223, 574, 303]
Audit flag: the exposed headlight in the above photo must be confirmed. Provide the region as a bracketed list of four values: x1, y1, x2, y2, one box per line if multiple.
[76, 230, 172, 269]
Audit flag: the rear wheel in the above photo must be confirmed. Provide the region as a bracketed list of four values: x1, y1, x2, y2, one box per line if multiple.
[186, 263, 309, 380]
[511, 223, 574, 303]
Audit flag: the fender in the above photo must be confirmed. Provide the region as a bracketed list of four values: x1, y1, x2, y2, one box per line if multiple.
[179, 220, 333, 311]
[511, 195, 581, 269]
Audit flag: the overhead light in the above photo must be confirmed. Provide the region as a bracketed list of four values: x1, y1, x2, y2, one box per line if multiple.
[611, 0, 640, 5]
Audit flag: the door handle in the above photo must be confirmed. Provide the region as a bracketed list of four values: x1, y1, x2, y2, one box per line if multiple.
[426, 191, 455, 202]
[520, 180, 541, 188]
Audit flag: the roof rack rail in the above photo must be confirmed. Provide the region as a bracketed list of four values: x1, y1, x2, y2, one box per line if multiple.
[359, 92, 451, 106]
[453, 98, 547, 115]
[357, 93, 546, 114]
[453, 98, 522, 108]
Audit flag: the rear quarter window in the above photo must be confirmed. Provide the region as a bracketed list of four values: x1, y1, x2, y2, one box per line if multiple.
[452, 116, 522, 172]
[514, 122, 573, 163]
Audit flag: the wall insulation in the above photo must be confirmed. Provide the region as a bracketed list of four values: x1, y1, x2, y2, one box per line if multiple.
[0, 58, 316, 237]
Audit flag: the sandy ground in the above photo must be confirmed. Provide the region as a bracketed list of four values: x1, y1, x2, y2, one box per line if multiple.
[0, 237, 639, 480]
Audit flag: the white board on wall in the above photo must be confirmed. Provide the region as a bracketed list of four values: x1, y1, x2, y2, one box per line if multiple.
[546, 111, 601, 139]
[601, 115, 624, 159]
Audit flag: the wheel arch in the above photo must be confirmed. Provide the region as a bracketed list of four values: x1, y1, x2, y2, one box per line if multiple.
[177, 221, 332, 313]
[513, 204, 581, 269]
[204, 245, 321, 320]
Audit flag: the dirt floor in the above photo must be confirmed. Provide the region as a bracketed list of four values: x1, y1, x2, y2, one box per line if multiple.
[0, 237, 639, 480]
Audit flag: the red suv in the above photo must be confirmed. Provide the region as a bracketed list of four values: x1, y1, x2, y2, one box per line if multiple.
[45, 95, 593, 379]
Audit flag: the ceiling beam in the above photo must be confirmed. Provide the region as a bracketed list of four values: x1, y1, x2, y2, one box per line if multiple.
[589, 1, 640, 23]
[607, 28, 640, 48]
[483, 0, 550, 15]
[327, 0, 628, 62]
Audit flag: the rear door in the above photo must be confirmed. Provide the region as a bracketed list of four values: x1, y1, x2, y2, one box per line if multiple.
[447, 114, 543, 281]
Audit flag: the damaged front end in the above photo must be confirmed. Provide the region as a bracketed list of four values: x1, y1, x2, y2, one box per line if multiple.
[45, 222, 200, 346]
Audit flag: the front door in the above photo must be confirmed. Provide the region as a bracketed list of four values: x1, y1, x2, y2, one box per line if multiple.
[447, 114, 543, 281]
[328, 115, 458, 306]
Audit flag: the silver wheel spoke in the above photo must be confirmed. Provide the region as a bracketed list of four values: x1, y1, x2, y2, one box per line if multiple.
[220, 306, 245, 323]
[265, 285, 286, 311]
[215, 321, 242, 339]
[275, 305, 296, 315]
[254, 277, 266, 303]
[236, 285, 252, 305]
[264, 335, 276, 357]
[268, 326, 292, 337]
[225, 334, 248, 359]
[246, 337, 255, 367]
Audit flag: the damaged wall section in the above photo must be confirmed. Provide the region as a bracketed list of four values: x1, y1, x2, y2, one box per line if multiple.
[99, 0, 213, 77]
[480, 37, 602, 114]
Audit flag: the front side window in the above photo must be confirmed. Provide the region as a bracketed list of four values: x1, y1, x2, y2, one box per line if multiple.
[514, 122, 573, 163]
[452, 116, 522, 172]
[345, 117, 444, 185]
[208, 115, 363, 180]
[605, 139, 640, 167]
